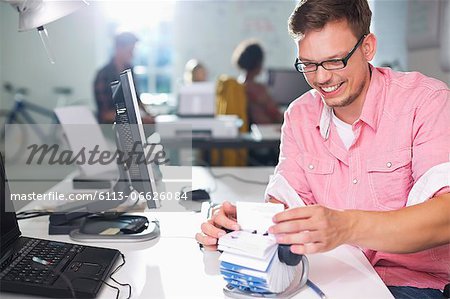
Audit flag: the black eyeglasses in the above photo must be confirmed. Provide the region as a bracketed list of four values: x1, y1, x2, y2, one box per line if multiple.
[294, 35, 367, 73]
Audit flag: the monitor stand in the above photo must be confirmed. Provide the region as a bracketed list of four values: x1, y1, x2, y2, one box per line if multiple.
[49, 176, 160, 242]
[69, 178, 160, 242]
[68, 213, 160, 242]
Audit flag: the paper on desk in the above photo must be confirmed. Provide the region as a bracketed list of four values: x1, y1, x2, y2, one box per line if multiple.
[236, 202, 284, 235]
[264, 173, 306, 208]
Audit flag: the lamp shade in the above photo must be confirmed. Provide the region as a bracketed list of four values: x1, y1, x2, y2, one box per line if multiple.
[6, 0, 88, 31]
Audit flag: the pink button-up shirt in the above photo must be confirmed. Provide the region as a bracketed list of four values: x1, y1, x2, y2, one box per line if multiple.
[274, 66, 450, 289]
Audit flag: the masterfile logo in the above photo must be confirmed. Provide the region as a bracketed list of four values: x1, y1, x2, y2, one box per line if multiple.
[25, 140, 169, 167]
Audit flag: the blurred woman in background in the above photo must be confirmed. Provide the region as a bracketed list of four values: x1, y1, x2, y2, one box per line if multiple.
[232, 40, 283, 124]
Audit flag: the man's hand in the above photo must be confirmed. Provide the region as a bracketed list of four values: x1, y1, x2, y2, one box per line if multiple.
[195, 201, 240, 251]
[268, 205, 351, 254]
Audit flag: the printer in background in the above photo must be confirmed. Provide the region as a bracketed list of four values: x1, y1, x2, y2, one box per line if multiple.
[156, 82, 243, 138]
[155, 114, 242, 138]
[177, 82, 216, 117]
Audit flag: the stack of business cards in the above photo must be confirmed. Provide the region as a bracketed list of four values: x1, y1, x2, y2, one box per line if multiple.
[217, 202, 299, 294]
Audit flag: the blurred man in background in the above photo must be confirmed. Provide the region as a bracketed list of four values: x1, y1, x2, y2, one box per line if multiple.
[94, 32, 153, 124]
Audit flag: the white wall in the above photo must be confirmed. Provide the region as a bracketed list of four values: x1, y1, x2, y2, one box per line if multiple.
[410, 48, 450, 84]
[408, 0, 450, 84]
[372, 0, 450, 85]
[173, 1, 297, 83]
[371, 0, 408, 70]
[0, 3, 108, 112]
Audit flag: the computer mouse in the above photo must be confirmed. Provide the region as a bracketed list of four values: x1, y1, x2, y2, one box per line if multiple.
[185, 189, 210, 201]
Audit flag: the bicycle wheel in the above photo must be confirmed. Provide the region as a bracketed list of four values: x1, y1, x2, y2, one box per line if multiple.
[0, 110, 28, 164]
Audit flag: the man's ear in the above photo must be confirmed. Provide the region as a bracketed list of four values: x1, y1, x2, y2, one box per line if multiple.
[362, 33, 377, 61]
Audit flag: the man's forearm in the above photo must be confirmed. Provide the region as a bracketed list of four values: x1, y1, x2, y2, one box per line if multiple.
[346, 193, 450, 253]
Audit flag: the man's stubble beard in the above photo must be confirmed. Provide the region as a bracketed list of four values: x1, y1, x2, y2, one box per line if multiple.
[329, 78, 367, 108]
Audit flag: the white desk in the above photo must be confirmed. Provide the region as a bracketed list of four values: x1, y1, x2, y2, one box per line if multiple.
[6, 167, 394, 299]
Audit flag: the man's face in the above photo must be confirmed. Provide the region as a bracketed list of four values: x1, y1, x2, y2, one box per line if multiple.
[297, 20, 372, 108]
[117, 43, 136, 66]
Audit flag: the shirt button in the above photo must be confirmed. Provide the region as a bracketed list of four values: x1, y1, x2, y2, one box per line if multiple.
[308, 164, 314, 170]
[386, 162, 392, 168]
[352, 178, 358, 184]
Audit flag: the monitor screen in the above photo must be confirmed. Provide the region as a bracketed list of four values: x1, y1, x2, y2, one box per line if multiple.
[267, 69, 311, 106]
[111, 69, 158, 209]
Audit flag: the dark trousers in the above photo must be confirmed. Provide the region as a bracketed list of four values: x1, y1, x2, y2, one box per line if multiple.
[388, 286, 446, 299]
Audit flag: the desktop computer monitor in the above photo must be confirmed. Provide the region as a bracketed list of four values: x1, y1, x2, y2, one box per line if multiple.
[111, 69, 159, 210]
[267, 69, 311, 106]
[49, 70, 161, 240]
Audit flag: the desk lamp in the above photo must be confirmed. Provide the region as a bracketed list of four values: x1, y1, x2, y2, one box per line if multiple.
[2, 0, 88, 63]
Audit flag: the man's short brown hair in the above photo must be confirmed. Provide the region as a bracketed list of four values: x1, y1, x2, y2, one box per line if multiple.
[115, 32, 139, 48]
[288, 0, 372, 40]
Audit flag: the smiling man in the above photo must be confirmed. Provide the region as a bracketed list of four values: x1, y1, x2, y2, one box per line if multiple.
[196, 0, 450, 298]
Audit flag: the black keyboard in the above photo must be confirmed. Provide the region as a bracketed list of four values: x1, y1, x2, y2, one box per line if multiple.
[0, 238, 84, 285]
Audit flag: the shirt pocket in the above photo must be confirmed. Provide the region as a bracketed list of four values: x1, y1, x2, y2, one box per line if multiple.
[297, 152, 334, 203]
[366, 148, 413, 210]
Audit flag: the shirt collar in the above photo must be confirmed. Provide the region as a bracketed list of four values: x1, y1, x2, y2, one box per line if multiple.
[318, 103, 333, 139]
[358, 65, 385, 131]
[316, 64, 385, 139]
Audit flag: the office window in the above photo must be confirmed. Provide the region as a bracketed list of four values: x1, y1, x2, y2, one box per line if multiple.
[100, 2, 175, 97]
[132, 22, 174, 95]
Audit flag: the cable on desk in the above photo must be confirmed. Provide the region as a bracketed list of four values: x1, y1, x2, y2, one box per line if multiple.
[108, 253, 132, 299]
[71, 277, 121, 299]
[306, 279, 327, 299]
[71, 253, 131, 299]
[16, 190, 143, 221]
[192, 159, 269, 194]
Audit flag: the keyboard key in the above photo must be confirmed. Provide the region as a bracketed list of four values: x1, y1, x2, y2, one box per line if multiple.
[1, 239, 86, 286]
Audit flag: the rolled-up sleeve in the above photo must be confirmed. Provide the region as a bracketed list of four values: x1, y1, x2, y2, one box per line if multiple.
[410, 88, 450, 200]
[273, 109, 316, 205]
